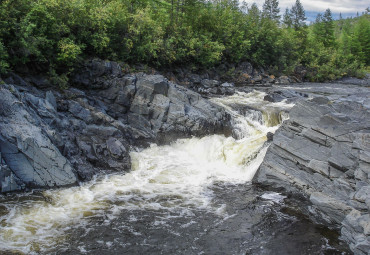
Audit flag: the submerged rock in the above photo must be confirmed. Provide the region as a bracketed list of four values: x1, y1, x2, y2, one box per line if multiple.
[254, 95, 370, 255]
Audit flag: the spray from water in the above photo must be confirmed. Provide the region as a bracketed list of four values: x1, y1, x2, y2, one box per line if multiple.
[0, 90, 293, 254]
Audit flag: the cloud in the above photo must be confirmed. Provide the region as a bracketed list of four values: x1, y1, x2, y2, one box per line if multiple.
[240, 0, 368, 14]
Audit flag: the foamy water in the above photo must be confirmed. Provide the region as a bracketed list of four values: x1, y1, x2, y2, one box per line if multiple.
[0, 91, 293, 254]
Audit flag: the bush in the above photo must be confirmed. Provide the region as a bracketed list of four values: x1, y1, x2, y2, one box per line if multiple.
[0, 41, 9, 74]
[0, 0, 367, 81]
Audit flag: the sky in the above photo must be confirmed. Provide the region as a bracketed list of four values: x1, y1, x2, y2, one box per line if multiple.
[241, 0, 369, 21]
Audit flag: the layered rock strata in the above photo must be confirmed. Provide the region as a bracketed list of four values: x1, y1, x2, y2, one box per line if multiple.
[0, 60, 231, 192]
[255, 96, 370, 254]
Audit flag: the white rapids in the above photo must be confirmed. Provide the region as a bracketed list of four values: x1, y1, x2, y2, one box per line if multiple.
[0, 91, 294, 254]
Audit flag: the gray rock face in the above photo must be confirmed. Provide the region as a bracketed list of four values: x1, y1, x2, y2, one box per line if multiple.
[0, 64, 231, 193]
[125, 75, 231, 142]
[263, 89, 308, 103]
[70, 59, 123, 89]
[0, 86, 77, 192]
[254, 96, 370, 255]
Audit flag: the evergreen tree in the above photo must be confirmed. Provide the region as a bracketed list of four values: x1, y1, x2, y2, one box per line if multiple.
[262, 0, 280, 22]
[283, 8, 292, 28]
[0, 0, 367, 81]
[291, 0, 306, 29]
[353, 15, 370, 65]
[337, 12, 344, 33]
[248, 3, 261, 23]
[322, 8, 335, 47]
[313, 13, 324, 40]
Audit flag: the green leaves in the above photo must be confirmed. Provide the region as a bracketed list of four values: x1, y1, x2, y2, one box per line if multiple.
[125, 7, 164, 63]
[0, 0, 367, 82]
[57, 38, 82, 65]
[0, 40, 9, 74]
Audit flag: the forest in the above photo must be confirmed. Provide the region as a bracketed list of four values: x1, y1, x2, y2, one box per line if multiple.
[0, 0, 369, 83]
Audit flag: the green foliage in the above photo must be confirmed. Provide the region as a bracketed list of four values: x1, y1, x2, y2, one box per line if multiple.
[57, 38, 83, 65]
[0, 40, 9, 74]
[291, 0, 306, 29]
[0, 0, 368, 82]
[262, 0, 280, 22]
[125, 7, 164, 63]
[312, 9, 335, 48]
[353, 15, 370, 65]
[49, 68, 69, 89]
[283, 8, 293, 28]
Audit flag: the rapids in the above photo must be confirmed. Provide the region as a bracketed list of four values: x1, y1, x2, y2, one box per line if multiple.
[1, 90, 340, 255]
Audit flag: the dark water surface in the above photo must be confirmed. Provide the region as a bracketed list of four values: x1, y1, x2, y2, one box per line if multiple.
[0, 90, 353, 254]
[36, 184, 350, 255]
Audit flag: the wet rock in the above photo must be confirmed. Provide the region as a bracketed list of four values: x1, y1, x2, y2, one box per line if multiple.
[267, 132, 274, 141]
[0, 87, 77, 191]
[254, 94, 370, 254]
[201, 79, 220, 88]
[68, 101, 92, 122]
[187, 74, 202, 84]
[45, 91, 57, 110]
[262, 75, 275, 84]
[1, 65, 233, 193]
[4, 73, 28, 87]
[0, 154, 24, 192]
[294, 65, 307, 82]
[26, 75, 51, 88]
[106, 137, 126, 158]
[116, 85, 135, 107]
[252, 75, 263, 83]
[221, 82, 234, 88]
[264, 89, 307, 103]
[334, 75, 370, 86]
[276, 76, 291, 84]
[127, 75, 231, 140]
[237, 62, 254, 75]
[71, 59, 123, 89]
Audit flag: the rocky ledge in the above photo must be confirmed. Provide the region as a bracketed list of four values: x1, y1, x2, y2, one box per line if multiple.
[0, 60, 231, 193]
[254, 93, 370, 254]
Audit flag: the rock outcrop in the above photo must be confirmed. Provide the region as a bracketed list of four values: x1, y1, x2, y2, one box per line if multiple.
[254, 97, 370, 254]
[0, 86, 77, 192]
[0, 60, 231, 192]
[161, 61, 295, 97]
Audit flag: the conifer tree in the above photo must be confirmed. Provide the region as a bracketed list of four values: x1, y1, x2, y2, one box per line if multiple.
[291, 0, 306, 29]
[354, 15, 370, 65]
[322, 8, 335, 47]
[313, 13, 323, 39]
[283, 8, 292, 28]
[262, 0, 280, 22]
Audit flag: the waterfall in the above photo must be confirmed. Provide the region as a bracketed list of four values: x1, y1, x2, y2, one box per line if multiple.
[0, 91, 294, 254]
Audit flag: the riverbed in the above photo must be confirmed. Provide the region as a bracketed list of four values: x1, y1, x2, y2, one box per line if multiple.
[0, 90, 351, 254]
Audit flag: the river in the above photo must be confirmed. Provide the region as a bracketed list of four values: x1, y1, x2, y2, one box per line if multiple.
[0, 91, 350, 254]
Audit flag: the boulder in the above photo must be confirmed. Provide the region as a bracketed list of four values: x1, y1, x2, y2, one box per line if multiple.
[263, 89, 308, 103]
[237, 62, 253, 75]
[201, 79, 220, 88]
[127, 75, 231, 141]
[70, 59, 123, 89]
[254, 96, 370, 254]
[0, 86, 77, 192]
[0, 68, 232, 192]
[276, 76, 291, 84]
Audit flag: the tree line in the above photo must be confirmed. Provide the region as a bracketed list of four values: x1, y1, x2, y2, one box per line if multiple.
[0, 0, 369, 84]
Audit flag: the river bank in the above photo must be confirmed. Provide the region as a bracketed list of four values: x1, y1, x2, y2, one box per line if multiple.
[0, 60, 369, 254]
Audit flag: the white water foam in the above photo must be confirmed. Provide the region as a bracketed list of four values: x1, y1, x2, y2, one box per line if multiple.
[0, 90, 293, 254]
